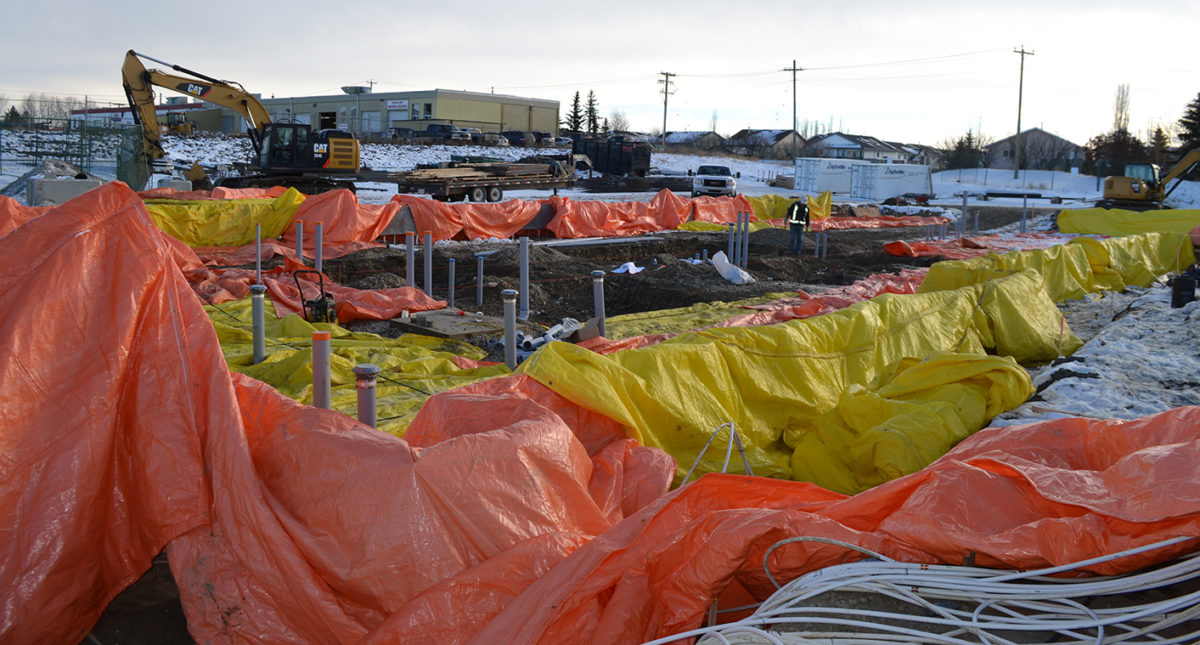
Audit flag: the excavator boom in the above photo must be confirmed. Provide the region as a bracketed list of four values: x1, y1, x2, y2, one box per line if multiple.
[120, 50, 360, 192]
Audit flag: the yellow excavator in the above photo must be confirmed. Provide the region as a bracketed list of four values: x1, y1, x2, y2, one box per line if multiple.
[121, 50, 360, 192]
[1099, 148, 1200, 209]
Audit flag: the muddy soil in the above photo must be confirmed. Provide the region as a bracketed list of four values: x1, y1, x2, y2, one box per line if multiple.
[323, 205, 1048, 345]
[83, 204, 1054, 644]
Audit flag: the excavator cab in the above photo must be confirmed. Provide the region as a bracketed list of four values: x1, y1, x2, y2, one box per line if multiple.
[258, 123, 358, 174]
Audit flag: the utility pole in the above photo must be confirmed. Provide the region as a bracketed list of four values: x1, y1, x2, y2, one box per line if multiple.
[1013, 45, 1034, 179]
[783, 60, 803, 189]
[658, 71, 675, 147]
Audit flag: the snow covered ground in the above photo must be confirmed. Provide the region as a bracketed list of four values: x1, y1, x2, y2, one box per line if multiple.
[3, 130, 1198, 210]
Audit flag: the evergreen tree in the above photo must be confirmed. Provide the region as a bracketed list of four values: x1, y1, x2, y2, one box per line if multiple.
[1150, 126, 1171, 165]
[1, 106, 26, 127]
[585, 91, 599, 136]
[1082, 128, 1147, 176]
[1178, 92, 1200, 154]
[564, 91, 584, 133]
[941, 131, 983, 170]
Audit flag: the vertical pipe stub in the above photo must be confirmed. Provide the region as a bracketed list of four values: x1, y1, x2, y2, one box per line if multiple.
[405, 232, 415, 288]
[740, 212, 750, 269]
[447, 258, 456, 309]
[727, 223, 736, 264]
[591, 270, 607, 338]
[475, 254, 485, 307]
[423, 231, 433, 296]
[352, 363, 382, 428]
[295, 220, 304, 262]
[315, 222, 324, 274]
[255, 223, 262, 285]
[312, 330, 332, 410]
[501, 289, 518, 370]
[250, 284, 267, 365]
[518, 237, 530, 320]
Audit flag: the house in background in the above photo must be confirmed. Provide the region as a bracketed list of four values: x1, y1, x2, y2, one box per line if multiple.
[663, 131, 725, 151]
[805, 132, 909, 163]
[985, 127, 1083, 171]
[726, 129, 804, 159]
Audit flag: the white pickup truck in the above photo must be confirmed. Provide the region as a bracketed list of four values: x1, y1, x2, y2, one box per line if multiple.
[691, 164, 738, 197]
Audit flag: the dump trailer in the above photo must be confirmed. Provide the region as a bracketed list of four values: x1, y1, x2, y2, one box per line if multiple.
[360, 156, 576, 202]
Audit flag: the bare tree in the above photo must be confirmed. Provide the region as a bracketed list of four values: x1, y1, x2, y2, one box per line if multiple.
[609, 110, 629, 132]
[1113, 83, 1131, 132]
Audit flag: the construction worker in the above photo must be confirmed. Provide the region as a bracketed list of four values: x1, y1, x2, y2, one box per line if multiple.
[786, 195, 809, 255]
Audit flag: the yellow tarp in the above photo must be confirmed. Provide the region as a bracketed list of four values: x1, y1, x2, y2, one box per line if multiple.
[1058, 208, 1200, 237]
[207, 297, 508, 435]
[602, 293, 793, 340]
[745, 190, 832, 222]
[518, 269, 1063, 488]
[144, 188, 307, 247]
[793, 351, 1032, 494]
[919, 232, 1196, 302]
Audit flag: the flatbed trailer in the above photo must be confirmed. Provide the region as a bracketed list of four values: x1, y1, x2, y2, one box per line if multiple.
[358, 159, 576, 202]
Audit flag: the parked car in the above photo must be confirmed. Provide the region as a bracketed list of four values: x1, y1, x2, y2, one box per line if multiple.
[388, 127, 415, 143]
[533, 131, 554, 146]
[501, 130, 535, 147]
[460, 127, 483, 144]
[553, 136, 573, 146]
[423, 123, 470, 143]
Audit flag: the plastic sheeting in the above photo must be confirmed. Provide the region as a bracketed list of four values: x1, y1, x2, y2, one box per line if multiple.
[0, 194, 49, 238]
[919, 232, 1197, 302]
[883, 233, 1070, 260]
[519, 268, 1076, 485]
[474, 406, 1200, 644]
[746, 191, 831, 223]
[279, 188, 400, 247]
[1058, 207, 1200, 236]
[546, 190, 752, 239]
[187, 256, 444, 322]
[143, 187, 307, 246]
[138, 185, 288, 200]
[791, 351, 1032, 494]
[207, 296, 507, 435]
[812, 213, 951, 231]
[6, 181, 1200, 645]
[391, 194, 545, 242]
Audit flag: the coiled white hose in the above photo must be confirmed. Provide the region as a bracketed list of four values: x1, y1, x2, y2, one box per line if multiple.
[643, 535, 1200, 645]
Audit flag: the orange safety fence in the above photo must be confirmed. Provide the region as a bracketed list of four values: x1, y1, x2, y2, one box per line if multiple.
[191, 239, 382, 266]
[884, 233, 1076, 260]
[5, 182, 1200, 645]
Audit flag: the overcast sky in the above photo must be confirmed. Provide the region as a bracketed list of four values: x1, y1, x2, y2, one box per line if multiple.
[2, 0, 1196, 147]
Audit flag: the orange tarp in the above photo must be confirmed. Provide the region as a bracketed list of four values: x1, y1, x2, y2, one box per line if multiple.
[7, 182, 1200, 645]
[884, 233, 1075, 260]
[0, 195, 50, 238]
[184, 256, 445, 322]
[546, 190, 751, 239]
[138, 186, 288, 200]
[391, 194, 545, 242]
[279, 189, 399, 248]
[811, 214, 950, 231]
